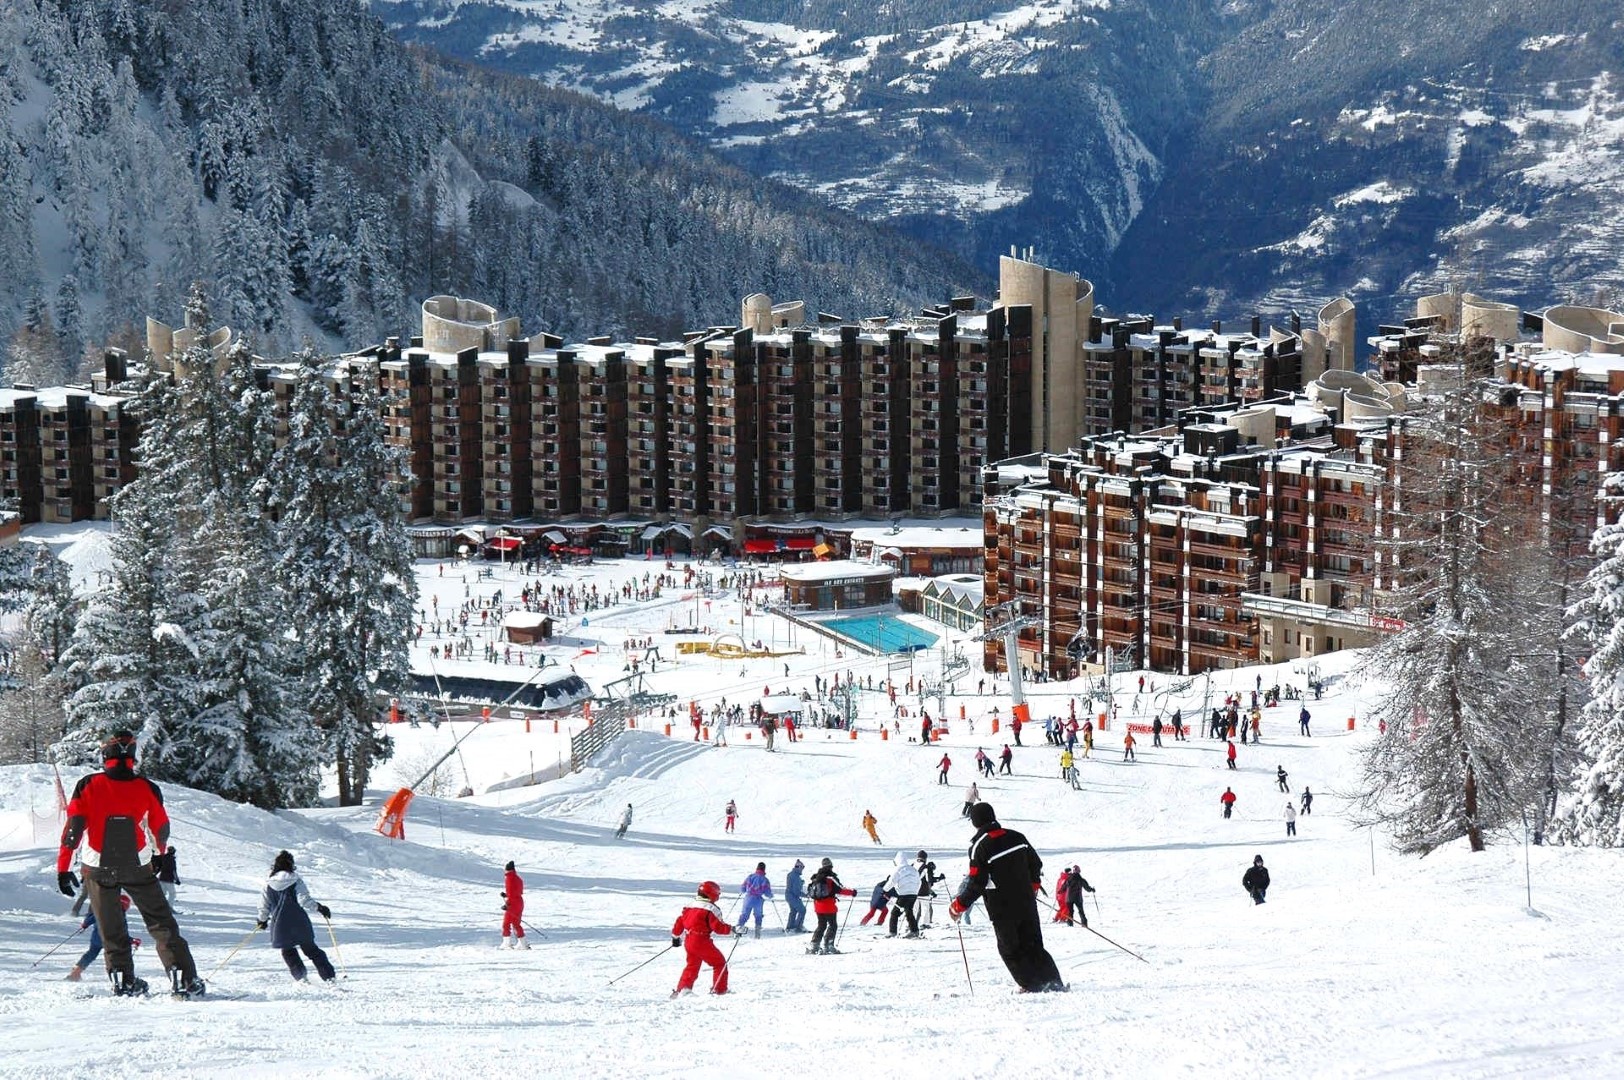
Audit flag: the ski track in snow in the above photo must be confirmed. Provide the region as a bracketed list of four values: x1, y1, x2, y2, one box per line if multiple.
[3, 551, 1624, 1077]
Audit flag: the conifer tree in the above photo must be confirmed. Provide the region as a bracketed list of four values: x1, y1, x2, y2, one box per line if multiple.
[1555, 477, 1624, 848]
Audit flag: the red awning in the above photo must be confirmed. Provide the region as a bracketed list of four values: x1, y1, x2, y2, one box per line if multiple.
[744, 539, 778, 554]
[487, 537, 522, 551]
[785, 537, 816, 550]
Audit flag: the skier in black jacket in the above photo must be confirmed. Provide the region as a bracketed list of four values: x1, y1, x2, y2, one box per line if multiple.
[1243, 855, 1270, 904]
[949, 802, 1065, 992]
[1062, 865, 1094, 927]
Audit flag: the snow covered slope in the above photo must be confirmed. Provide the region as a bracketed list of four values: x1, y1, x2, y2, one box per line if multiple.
[6, 642, 1624, 1077]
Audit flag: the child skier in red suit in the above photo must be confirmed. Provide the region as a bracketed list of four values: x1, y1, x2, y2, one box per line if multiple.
[501, 861, 528, 949]
[671, 881, 734, 995]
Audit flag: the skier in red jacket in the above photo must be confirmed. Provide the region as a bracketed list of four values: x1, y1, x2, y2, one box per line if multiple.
[57, 731, 202, 998]
[671, 881, 734, 996]
[501, 861, 529, 949]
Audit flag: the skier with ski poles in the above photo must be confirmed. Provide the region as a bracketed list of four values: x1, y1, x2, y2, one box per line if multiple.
[671, 881, 734, 996]
[805, 858, 856, 954]
[862, 810, 881, 845]
[783, 859, 807, 934]
[57, 731, 203, 998]
[500, 860, 530, 949]
[737, 862, 773, 938]
[1062, 866, 1095, 927]
[616, 803, 633, 839]
[949, 802, 1065, 992]
[255, 851, 336, 982]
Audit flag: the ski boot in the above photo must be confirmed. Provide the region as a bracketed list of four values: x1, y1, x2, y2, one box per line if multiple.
[753, 926, 761, 939]
[822, 945, 841, 955]
[517, 938, 531, 950]
[170, 969, 207, 1000]
[110, 970, 148, 997]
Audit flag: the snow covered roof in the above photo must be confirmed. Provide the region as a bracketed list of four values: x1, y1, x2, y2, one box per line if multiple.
[780, 560, 895, 583]
[847, 525, 984, 550]
[502, 611, 551, 629]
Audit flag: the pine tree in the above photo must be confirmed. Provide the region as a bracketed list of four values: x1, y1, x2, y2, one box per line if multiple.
[271, 350, 416, 805]
[1555, 478, 1624, 847]
[54, 274, 84, 378]
[1353, 344, 1551, 853]
[22, 544, 78, 670]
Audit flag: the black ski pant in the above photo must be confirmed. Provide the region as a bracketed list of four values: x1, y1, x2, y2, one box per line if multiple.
[986, 898, 1063, 991]
[811, 912, 839, 950]
[83, 863, 197, 983]
[888, 895, 919, 935]
[280, 941, 335, 981]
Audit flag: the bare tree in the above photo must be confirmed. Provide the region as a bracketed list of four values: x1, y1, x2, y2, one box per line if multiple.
[1353, 341, 1553, 853]
[0, 637, 66, 765]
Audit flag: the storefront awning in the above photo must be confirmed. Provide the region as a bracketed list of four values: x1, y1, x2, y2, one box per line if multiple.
[486, 537, 522, 552]
[743, 539, 778, 554]
[543, 530, 567, 544]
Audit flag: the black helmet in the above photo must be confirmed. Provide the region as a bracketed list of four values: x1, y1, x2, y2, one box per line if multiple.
[916, 849, 928, 862]
[969, 802, 996, 829]
[820, 857, 833, 869]
[1253, 855, 1264, 865]
[101, 731, 137, 766]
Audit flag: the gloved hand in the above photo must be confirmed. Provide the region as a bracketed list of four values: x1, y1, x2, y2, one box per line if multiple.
[58, 871, 78, 897]
[949, 900, 965, 918]
[317, 904, 331, 921]
[1086, 886, 1096, 894]
[132, 937, 143, 949]
[255, 920, 268, 931]
[671, 937, 682, 948]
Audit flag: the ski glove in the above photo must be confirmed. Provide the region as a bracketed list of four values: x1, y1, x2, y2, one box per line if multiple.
[1086, 886, 1096, 893]
[671, 937, 682, 948]
[255, 920, 268, 931]
[317, 904, 331, 921]
[57, 871, 78, 897]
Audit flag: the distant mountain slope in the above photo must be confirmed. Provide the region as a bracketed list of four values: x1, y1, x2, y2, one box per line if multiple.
[377, 0, 1624, 327]
[371, 0, 1227, 287]
[1109, 0, 1624, 324]
[0, 0, 976, 369]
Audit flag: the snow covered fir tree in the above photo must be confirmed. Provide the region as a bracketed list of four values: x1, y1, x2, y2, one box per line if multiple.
[53, 287, 414, 809]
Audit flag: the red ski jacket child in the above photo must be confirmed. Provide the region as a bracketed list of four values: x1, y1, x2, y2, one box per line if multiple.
[671, 897, 734, 994]
[502, 863, 525, 940]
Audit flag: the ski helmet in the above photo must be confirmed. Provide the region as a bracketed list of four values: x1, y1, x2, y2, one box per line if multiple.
[820, 858, 833, 869]
[101, 731, 137, 767]
[697, 881, 721, 902]
[916, 849, 928, 862]
[1253, 855, 1264, 865]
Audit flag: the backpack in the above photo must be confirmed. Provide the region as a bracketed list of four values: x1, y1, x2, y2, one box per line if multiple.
[808, 875, 834, 901]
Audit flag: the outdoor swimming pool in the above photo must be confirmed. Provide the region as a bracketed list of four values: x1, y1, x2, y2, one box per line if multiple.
[822, 614, 940, 653]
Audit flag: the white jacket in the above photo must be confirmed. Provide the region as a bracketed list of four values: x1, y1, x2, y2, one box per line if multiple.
[1284, 803, 1297, 822]
[887, 852, 921, 896]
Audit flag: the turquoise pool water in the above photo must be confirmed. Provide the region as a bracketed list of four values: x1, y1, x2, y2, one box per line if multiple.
[823, 615, 940, 653]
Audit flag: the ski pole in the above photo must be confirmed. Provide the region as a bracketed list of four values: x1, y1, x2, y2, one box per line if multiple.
[522, 919, 549, 940]
[322, 915, 348, 979]
[955, 921, 974, 996]
[769, 897, 786, 930]
[1080, 922, 1149, 964]
[30, 924, 85, 968]
[207, 927, 261, 981]
[608, 941, 677, 986]
[832, 889, 857, 949]
[716, 929, 745, 984]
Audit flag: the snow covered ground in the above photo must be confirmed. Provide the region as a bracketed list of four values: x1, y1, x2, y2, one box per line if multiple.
[4, 552, 1624, 1078]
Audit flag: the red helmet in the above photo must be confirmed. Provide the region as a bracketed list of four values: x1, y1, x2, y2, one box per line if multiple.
[696, 881, 721, 902]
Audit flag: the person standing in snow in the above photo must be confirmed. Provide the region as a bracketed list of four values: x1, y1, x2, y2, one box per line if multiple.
[616, 803, 633, 839]
[738, 862, 774, 938]
[999, 744, 1014, 775]
[1059, 749, 1075, 786]
[1052, 868, 1071, 924]
[1301, 787, 1314, 814]
[806, 859, 856, 954]
[255, 851, 336, 982]
[859, 877, 891, 926]
[1123, 732, 1136, 761]
[963, 782, 981, 818]
[66, 892, 140, 982]
[724, 799, 738, 834]
[1221, 787, 1237, 819]
[1277, 765, 1289, 793]
[1298, 706, 1311, 737]
[937, 751, 952, 785]
[1151, 715, 1163, 748]
[862, 810, 881, 845]
[671, 881, 734, 995]
[1285, 801, 1297, 837]
[1243, 855, 1270, 905]
[57, 731, 203, 998]
[885, 852, 922, 937]
[500, 860, 529, 949]
[1226, 739, 1238, 770]
[949, 802, 1065, 993]
[154, 845, 180, 908]
[1063, 866, 1095, 927]
[1082, 723, 1093, 759]
[784, 860, 807, 933]
[915, 852, 945, 928]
